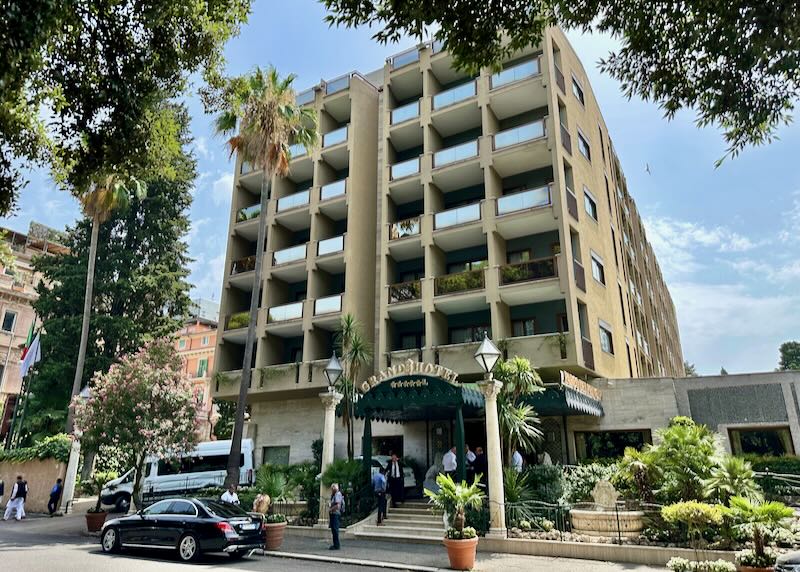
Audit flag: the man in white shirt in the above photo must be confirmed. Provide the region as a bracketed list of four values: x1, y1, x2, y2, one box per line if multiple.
[3, 476, 26, 521]
[442, 446, 457, 480]
[511, 448, 524, 473]
[220, 484, 240, 505]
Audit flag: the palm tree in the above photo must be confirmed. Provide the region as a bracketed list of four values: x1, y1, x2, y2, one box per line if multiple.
[214, 67, 318, 487]
[335, 313, 372, 460]
[65, 174, 145, 433]
[493, 356, 544, 464]
[703, 456, 762, 504]
[730, 496, 793, 564]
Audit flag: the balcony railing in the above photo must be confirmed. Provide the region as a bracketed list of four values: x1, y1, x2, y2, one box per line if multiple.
[491, 58, 540, 89]
[237, 204, 261, 222]
[500, 257, 557, 285]
[389, 216, 420, 240]
[433, 140, 478, 168]
[289, 143, 307, 158]
[276, 190, 310, 212]
[497, 186, 551, 215]
[434, 202, 481, 229]
[566, 187, 579, 220]
[267, 301, 303, 323]
[320, 179, 346, 201]
[389, 280, 421, 303]
[434, 268, 485, 295]
[391, 100, 420, 124]
[554, 65, 566, 93]
[323, 125, 348, 147]
[231, 255, 256, 275]
[325, 75, 350, 95]
[240, 161, 254, 175]
[317, 235, 344, 256]
[433, 80, 476, 110]
[390, 157, 420, 180]
[296, 88, 315, 106]
[391, 48, 419, 69]
[494, 120, 545, 149]
[314, 294, 342, 315]
[273, 244, 306, 266]
[582, 337, 595, 371]
[560, 123, 572, 154]
[431, 39, 445, 54]
[226, 311, 250, 330]
[573, 259, 586, 292]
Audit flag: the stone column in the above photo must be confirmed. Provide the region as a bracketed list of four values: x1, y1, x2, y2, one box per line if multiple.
[317, 390, 343, 526]
[478, 378, 506, 537]
[59, 435, 81, 514]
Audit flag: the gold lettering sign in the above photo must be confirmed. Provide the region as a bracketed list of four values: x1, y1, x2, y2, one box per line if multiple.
[358, 360, 459, 394]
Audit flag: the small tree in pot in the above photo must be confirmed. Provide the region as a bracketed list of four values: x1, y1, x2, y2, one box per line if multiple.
[730, 496, 793, 572]
[82, 471, 118, 532]
[425, 474, 485, 570]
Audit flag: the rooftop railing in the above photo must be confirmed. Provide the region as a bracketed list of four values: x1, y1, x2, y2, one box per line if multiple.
[296, 88, 315, 106]
[390, 48, 419, 69]
[325, 75, 350, 95]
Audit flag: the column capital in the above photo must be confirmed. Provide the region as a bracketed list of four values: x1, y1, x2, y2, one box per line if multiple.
[477, 379, 503, 400]
[319, 390, 343, 410]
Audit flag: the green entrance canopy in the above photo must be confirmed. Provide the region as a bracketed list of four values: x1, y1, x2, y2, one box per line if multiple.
[527, 384, 604, 417]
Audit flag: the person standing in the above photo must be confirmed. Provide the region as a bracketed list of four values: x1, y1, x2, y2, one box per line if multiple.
[465, 444, 476, 482]
[472, 446, 488, 490]
[442, 446, 457, 481]
[3, 476, 25, 521]
[0, 478, 4, 508]
[328, 483, 344, 550]
[371, 469, 387, 525]
[511, 447, 524, 472]
[220, 484, 240, 505]
[386, 453, 404, 508]
[48, 478, 64, 516]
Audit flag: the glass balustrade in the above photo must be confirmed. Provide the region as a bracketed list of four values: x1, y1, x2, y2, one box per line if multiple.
[276, 190, 310, 212]
[434, 203, 481, 229]
[389, 217, 420, 240]
[434, 268, 485, 295]
[289, 143, 307, 158]
[433, 140, 478, 167]
[500, 257, 557, 285]
[320, 179, 346, 201]
[317, 235, 344, 256]
[231, 255, 256, 275]
[226, 311, 250, 330]
[267, 302, 303, 323]
[494, 120, 545, 149]
[497, 186, 551, 215]
[391, 49, 419, 68]
[323, 126, 348, 147]
[390, 157, 420, 179]
[237, 204, 261, 222]
[296, 88, 315, 105]
[314, 294, 342, 315]
[326, 75, 350, 95]
[391, 101, 420, 124]
[389, 280, 421, 303]
[273, 244, 306, 265]
[431, 39, 445, 54]
[433, 81, 476, 110]
[491, 59, 540, 89]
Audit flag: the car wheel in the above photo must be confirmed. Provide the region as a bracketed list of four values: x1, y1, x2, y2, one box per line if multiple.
[177, 533, 201, 563]
[114, 495, 130, 514]
[101, 526, 120, 553]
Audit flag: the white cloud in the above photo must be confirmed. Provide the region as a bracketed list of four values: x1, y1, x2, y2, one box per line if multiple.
[194, 136, 210, 159]
[187, 217, 210, 246]
[779, 190, 800, 243]
[211, 173, 234, 206]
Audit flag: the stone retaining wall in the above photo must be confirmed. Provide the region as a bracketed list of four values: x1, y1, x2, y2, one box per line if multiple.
[0, 457, 67, 513]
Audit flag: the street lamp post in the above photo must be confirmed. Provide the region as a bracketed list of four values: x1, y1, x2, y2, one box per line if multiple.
[317, 352, 343, 526]
[60, 385, 91, 514]
[474, 334, 507, 537]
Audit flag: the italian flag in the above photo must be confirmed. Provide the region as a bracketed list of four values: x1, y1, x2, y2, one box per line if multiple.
[20, 322, 34, 360]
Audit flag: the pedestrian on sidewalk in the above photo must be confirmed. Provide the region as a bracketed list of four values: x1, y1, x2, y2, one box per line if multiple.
[386, 453, 404, 508]
[3, 475, 26, 521]
[372, 468, 387, 525]
[48, 478, 64, 516]
[328, 483, 343, 550]
[442, 446, 457, 481]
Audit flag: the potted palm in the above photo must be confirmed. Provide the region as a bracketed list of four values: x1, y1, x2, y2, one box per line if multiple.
[253, 467, 291, 550]
[730, 496, 793, 572]
[83, 471, 117, 532]
[425, 474, 485, 570]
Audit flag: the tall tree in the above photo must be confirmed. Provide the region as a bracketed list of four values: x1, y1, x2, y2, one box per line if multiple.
[0, 0, 251, 215]
[336, 314, 373, 461]
[212, 67, 318, 487]
[322, 0, 800, 162]
[778, 342, 800, 371]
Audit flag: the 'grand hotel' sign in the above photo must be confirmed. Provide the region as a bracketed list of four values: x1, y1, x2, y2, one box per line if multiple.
[359, 360, 459, 394]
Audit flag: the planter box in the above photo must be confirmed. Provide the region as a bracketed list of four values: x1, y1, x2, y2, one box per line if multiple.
[86, 511, 108, 532]
[264, 521, 287, 550]
[444, 537, 479, 570]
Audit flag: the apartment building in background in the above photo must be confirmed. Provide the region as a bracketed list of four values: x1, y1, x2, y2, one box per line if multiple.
[175, 314, 218, 440]
[212, 27, 684, 466]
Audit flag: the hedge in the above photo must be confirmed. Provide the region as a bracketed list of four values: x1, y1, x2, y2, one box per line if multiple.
[0, 434, 72, 464]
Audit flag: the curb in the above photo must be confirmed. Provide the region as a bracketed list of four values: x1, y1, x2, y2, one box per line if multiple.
[260, 549, 446, 571]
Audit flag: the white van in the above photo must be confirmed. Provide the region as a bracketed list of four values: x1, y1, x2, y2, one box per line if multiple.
[101, 439, 254, 512]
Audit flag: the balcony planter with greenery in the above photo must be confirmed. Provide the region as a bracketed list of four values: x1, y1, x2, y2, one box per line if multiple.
[82, 471, 118, 532]
[227, 311, 250, 330]
[435, 269, 484, 295]
[425, 474, 485, 571]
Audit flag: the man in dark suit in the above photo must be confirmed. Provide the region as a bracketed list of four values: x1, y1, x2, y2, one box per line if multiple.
[386, 453, 404, 508]
[472, 446, 489, 493]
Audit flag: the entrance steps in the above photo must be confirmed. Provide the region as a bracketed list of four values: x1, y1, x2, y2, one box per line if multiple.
[352, 500, 445, 544]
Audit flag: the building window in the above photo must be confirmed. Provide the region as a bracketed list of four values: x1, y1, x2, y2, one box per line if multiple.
[590, 252, 605, 285]
[575, 430, 652, 460]
[447, 260, 487, 273]
[196, 358, 208, 378]
[729, 427, 794, 457]
[290, 347, 303, 363]
[618, 285, 627, 326]
[599, 321, 614, 354]
[571, 76, 585, 105]
[557, 313, 569, 333]
[178, 338, 186, 349]
[507, 250, 531, 264]
[1, 310, 17, 333]
[599, 126, 606, 163]
[400, 333, 423, 350]
[262, 446, 291, 466]
[512, 319, 535, 337]
[201, 335, 209, 346]
[577, 130, 591, 161]
[449, 326, 491, 344]
[583, 187, 598, 221]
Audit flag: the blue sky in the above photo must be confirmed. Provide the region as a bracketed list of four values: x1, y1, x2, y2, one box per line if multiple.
[3, 0, 799, 375]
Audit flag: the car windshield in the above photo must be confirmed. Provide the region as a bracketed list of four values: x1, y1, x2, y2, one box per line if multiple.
[198, 498, 249, 518]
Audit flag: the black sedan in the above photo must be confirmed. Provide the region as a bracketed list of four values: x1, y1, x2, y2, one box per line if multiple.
[100, 498, 264, 562]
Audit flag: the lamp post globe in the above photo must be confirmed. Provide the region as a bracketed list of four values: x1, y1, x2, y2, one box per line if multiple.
[324, 351, 343, 390]
[474, 333, 501, 375]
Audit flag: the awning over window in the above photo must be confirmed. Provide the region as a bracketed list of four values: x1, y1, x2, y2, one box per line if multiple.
[525, 371, 604, 417]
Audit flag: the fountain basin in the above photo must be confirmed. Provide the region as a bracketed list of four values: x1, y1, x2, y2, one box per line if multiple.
[570, 509, 645, 538]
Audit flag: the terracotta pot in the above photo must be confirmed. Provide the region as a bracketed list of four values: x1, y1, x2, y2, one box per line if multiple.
[85, 511, 108, 532]
[263, 521, 287, 550]
[443, 536, 479, 570]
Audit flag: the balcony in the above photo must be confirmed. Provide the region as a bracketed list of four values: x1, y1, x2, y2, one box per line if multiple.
[273, 244, 307, 266]
[494, 121, 545, 150]
[231, 255, 256, 275]
[389, 216, 421, 240]
[237, 204, 261, 223]
[314, 294, 342, 316]
[582, 337, 595, 371]
[317, 235, 344, 257]
[296, 88, 315, 106]
[390, 157, 420, 180]
[566, 188, 579, 220]
[323, 126, 348, 148]
[276, 190, 310, 212]
[388, 280, 421, 304]
[433, 140, 478, 168]
[435, 268, 485, 296]
[434, 202, 480, 230]
[560, 123, 572, 154]
[436, 341, 483, 375]
[433, 80, 476, 110]
[491, 58, 541, 89]
[497, 186, 551, 216]
[325, 75, 350, 95]
[320, 179, 346, 202]
[225, 311, 250, 331]
[391, 48, 419, 69]
[500, 257, 557, 285]
[574, 259, 586, 292]
[267, 301, 303, 323]
[391, 100, 420, 124]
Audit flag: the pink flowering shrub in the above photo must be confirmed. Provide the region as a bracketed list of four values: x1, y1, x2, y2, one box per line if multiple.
[74, 338, 199, 508]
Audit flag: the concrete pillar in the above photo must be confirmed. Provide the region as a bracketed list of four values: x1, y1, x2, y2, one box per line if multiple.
[478, 378, 506, 537]
[317, 390, 343, 525]
[455, 404, 466, 483]
[59, 436, 81, 514]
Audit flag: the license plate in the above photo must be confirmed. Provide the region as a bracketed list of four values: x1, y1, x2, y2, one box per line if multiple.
[241, 523, 258, 531]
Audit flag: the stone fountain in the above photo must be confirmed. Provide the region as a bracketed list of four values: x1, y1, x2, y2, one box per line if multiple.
[569, 480, 645, 539]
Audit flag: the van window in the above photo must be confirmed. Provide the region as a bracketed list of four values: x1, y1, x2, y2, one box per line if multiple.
[157, 454, 244, 475]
